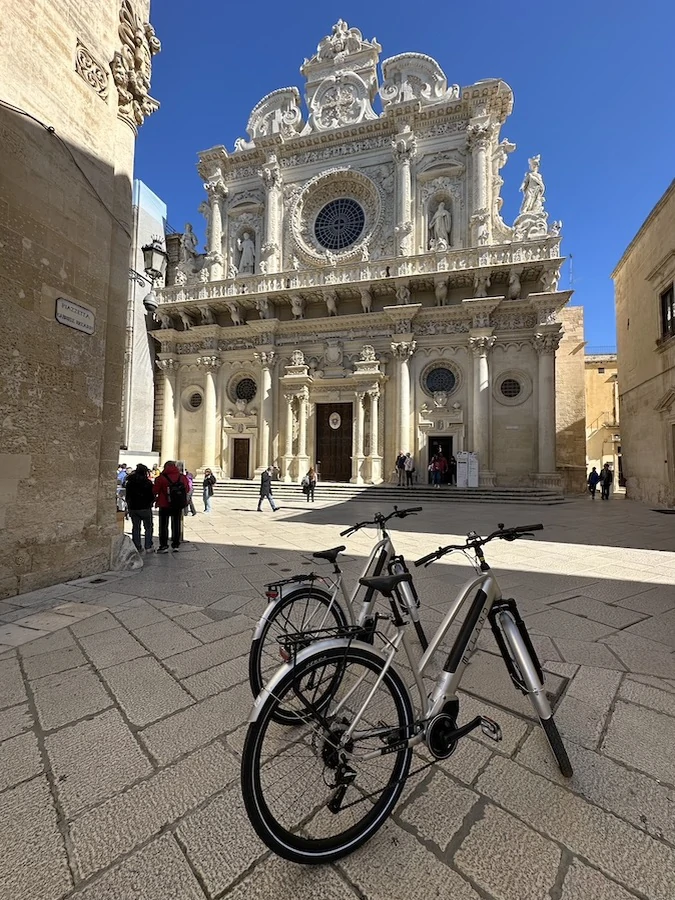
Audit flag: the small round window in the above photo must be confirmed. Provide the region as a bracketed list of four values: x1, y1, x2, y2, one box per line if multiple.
[425, 367, 456, 394]
[500, 378, 521, 399]
[189, 392, 203, 409]
[314, 198, 365, 251]
[235, 378, 257, 402]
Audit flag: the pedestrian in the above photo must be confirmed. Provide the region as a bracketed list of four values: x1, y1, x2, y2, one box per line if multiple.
[203, 468, 216, 513]
[185, 470, 197, 516]
[600, 463, 613, 500]
[124, 463, 154, 553]
[396, 451, 406, 487]
[258, 466, 279, 512]
[587, 466, 600, 500]
[449, 455, 457, 486]
[116, 463, 128, 486]
[404, 453, 415, 488]
[302, 466, 317, 502]
[429, 452, 447, 488]
[153, 460, 190, 552]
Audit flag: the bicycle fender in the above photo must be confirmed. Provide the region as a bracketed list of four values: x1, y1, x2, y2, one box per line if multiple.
[248, 638, 389, 723]
[251, 585, 334, 641]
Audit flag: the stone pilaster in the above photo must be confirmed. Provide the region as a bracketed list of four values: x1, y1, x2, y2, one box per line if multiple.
[197, 356, 222, 476]
[368, 388, 383, 484]
[391, 341, 416, 455]
[469, 333, 496, 485]
[533, 329, 562, 480]
[283, 393, 295, 482]
[205, 177, 226, 280]
[392, 126, 417, 256]
[297, 388, 309, 476]
[351, 391, 366, 484]
[467, 120, 496, 246]
[260, 154, 282, 273]
[156, 358, 178, 463]
[254, 350, 276, 473]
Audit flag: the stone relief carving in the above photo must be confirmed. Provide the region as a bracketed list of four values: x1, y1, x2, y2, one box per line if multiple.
[473, 271, 491, 298]
[493, 313, 536, 330]
[290, 294, 305, 319]
[255, 296, 272, 319]
[291, 349, 305, 366]
[324, 290, 339, 316]
[391, 340, 417, 359]
[75, 40, 109, 99]
[226, 301, 244, 326]
[539, 266, 561, 293]
[395, 283, 411, 305]
[469, 335, 496, 356]
[110, 0, 161, 129]
[178, 310, 194, 330]
[360, 345, 377, 362]
[434, 276, 448, 307]
[415, 321, 470, 335]
[391, 124, 417, 164]
[359, 286, 373, 313]
[380, 53, 459, 108]
[533, 331, 561, 354]
[197, 305, 216, 325]
[156, 312, 173, 329]
[308, 71, 378, 132]
[235, 86, 304, 150]
[311, 19, 379, 62]
[507, 266, 523, 300]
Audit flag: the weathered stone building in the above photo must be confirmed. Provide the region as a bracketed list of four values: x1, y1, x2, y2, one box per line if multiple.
[0, 1, 159, 597]
[613, 179, 675, 506]
[152, 21, 582, 491]
[584, 352, 621, 484]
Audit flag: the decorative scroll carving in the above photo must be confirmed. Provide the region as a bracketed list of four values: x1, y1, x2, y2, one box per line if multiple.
[380, 52, 459, 107]
[110, 0, 161, 130]
[234, 87, 304, 150]
[75, 41, 109, 99]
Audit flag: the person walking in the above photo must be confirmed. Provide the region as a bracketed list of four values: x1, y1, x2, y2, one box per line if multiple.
[449, 455, 457, 486]
[429, 452, 447, 488]
[600, 463, 613, 500]
[185, 471, 197, 516]
[203, 468, 216, 513]
[395, 451, 406, 487]
[153, 461, 190, 552]
[302, 466, 317, 502]
[257, 466, 279, 512]
[404, 453, 415, 489]
[124, 463, 154, 553]
[587, 466, 600, 500]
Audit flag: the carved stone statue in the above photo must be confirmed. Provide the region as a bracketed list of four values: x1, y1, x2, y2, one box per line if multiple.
[290, 295, 305, 320]
[549, 220, 563, 236]
[507, 268, 522, 301]
[360, 287, 372, 314]
[519, 155, 545, 215]
[434, 277, 448, 307]
[226, 301, 244, 326]
[325, 291, 338, 317]
[540, 267, 560, 293]
[157, 312, 172, 329]
[433, 391, 449, 408]
[180, 223, 198, 264]
[473, 271, 491, 298]
[237, 233, 256, 274]
[178, 310, 193, 330]
[396, 283, 411, 305]
[429, 201, 452, 248]
[198, 305, 215, 325]
[316, 19, 365, 61]
[256, 297, 271, 319]
[291, 349, 305, 366]
[360, 345, 376, 362]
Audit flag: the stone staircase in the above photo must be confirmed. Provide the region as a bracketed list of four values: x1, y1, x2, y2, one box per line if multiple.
[213, 481, 566, 505]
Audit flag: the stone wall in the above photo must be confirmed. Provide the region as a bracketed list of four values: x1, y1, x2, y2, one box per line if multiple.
[584, 355, 619, 475]
[555, 307, 586, 493]
[614, 181, 675, 506]
[0, 0, 155, 597]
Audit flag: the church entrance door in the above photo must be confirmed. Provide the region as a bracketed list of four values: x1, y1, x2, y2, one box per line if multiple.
[427, 436, 453, 484]
[315, 403, 353, 482]
[232, 438, 250, 479]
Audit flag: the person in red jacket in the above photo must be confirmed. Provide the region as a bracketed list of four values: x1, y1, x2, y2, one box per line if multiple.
[153, 461, 190, 553]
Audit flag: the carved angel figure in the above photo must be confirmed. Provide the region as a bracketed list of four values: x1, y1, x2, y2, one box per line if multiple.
[519, 155, 545, 215]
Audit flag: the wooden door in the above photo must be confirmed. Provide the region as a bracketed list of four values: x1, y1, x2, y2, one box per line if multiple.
[232, 439, 250, 479]
[315, 403, 353, 482]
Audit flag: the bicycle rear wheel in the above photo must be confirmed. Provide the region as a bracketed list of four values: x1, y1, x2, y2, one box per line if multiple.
[249, 587, 347, 723]
[241, 644, 414, 864]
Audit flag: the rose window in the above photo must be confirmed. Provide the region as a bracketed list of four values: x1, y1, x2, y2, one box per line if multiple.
[425, 367, 456, 394]
[235, 378, 257, 402]
[500, 378, 521, 399]
[314, 198, 365, 251]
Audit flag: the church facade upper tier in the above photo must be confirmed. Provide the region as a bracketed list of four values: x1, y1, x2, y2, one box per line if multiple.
[161, 20, 562, 309]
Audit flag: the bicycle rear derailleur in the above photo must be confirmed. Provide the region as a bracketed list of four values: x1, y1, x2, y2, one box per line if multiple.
[426, 700, 502, 760]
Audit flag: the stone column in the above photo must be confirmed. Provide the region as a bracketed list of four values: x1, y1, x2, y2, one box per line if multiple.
[254, 351, 276, 472]
[533, 331, 562, 476]
[469, 334, 496, 484]
[351, 392, 366, 484]
[157, 359, 178, 462]
[467, 120, 495, 245]
[391, 341, 416, 455]
[283, 393, 294, 482]
[369, 388, 382, 483]
[392, 126, 417, 256]
[297, 389, 309, 476]
[260, 154, 282, 273]
[197, 356, 222, 474]
[205, 177, 226, 281]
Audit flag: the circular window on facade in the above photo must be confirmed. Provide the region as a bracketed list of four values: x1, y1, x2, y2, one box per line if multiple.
[500, 378, 521, 399]
[189, 392, 203, 409]
[314, 198, 365, 251]
[425, 367, 457, 395]
[235, 377, 257, 402]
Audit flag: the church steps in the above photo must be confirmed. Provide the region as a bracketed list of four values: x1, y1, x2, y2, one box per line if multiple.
[212, 482, 566, 505]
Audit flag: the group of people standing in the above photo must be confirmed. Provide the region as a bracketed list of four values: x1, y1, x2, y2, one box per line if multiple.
[587, 463, 613, 500]
[117, 462, 217, 553]
[395, 450, 458, 488]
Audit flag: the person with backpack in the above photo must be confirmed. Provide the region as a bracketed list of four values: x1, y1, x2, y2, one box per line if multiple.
[302, 466, 317, 502]
[203, 468, 216, 513]
[153, 460, 190, 552]
[403, 453, 415, 488]
[124, 463, 155, 553]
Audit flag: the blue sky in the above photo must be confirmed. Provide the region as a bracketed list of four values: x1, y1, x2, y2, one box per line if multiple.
[136, 1, 675, 350]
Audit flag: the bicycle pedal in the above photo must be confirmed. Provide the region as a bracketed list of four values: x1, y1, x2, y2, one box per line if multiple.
[480, 716, 502, 742]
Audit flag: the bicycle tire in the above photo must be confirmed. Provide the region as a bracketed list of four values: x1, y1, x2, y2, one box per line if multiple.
[249, 587, 347, 724]
[540, 715, 573, 777]
[241, 644, 414, 864]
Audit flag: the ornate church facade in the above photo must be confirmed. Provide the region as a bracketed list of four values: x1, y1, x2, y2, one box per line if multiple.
[152, 21, 580, 488]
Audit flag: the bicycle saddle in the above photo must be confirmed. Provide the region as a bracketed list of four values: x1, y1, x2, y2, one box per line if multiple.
[359, 572, 412, 597]
[312, 545, 346, 564]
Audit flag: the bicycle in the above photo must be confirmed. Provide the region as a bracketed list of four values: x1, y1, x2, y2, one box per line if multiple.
[241, 522, 572, 864]
[248, 506, 427, 721]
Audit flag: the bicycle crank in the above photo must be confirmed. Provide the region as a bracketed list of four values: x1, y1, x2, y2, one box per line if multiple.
[426, 713, 502, 759]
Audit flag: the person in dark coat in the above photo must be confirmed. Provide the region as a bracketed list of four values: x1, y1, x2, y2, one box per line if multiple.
[257, 466, 279, 512]
[124, 464, 154, 552]
[203, 468, 216, 513]
[600, 463, 613, 500]
[587, 467, 600, 500]
[153, 461, 190, 552]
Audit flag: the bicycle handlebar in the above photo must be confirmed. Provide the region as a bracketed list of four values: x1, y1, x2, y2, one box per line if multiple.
[414, 522, 544, 567]
[339, 506, 422, 537]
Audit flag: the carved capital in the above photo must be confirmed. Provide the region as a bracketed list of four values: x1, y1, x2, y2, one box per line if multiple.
[254, 350, 277, 369]
[391, 340, 417, 360]
[469, 336, 496, 357]
[205, 175, 227, 200]
[466, 121, 496, 152]
[532, 332, 561, 355]
[260, 155, 282, 191]
[197, 355, 222, 370]
[155, 358, 177, 373]
[392, 126, 417, 164]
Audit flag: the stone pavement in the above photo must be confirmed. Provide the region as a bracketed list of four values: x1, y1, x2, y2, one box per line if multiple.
[1, 493, 675, 900]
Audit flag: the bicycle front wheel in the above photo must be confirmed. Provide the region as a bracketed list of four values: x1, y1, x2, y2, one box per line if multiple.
[241, 644, 414, 864]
